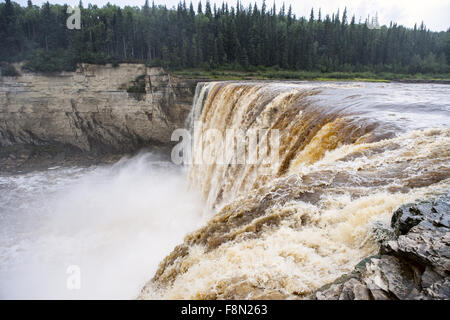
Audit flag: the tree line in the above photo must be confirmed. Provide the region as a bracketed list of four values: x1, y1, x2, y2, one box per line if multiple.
[0, 0, 449, 74]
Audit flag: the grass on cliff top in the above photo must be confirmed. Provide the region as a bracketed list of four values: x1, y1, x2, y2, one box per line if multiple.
[172, 68, 450, 83]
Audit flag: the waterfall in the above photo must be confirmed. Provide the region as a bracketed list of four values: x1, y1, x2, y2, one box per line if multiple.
[141, 82, 450, 300]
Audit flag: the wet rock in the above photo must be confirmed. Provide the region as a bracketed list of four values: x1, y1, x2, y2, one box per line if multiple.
[311, 195, 450, 300]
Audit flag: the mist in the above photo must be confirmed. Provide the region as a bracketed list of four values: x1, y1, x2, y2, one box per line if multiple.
[0, 152, 205, 299]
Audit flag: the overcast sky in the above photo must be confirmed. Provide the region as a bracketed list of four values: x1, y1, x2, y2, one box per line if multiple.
[13, 0, 450, 31]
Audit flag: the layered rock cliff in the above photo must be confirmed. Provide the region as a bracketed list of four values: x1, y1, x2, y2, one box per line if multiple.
[0, 63, 197, 170]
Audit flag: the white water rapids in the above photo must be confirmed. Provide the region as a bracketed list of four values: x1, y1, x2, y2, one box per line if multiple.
[0, 153, 205, 299]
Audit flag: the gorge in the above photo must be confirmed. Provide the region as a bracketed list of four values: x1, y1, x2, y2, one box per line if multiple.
[0, 63, 198, 171]
[0, 65, 449, 300]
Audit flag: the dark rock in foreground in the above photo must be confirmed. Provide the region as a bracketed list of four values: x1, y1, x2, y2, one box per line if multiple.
[310, 195, 450, 300]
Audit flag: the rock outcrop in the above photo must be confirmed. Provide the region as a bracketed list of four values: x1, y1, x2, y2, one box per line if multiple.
[310, 195, 450, 300]
[0, 63, 198, 170]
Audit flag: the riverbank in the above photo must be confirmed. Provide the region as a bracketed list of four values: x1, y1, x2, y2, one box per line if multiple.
[0, 64, 198, 173]
[0, 143, 174, 175]
[172, 68, 450, 83]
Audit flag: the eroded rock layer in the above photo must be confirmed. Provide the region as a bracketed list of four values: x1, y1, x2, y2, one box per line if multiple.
[0, 64, 197, 170]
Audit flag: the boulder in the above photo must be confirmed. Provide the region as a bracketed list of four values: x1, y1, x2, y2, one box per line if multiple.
[311, 195, 450, 300]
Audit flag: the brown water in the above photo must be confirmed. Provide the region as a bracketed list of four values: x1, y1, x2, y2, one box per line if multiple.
[141, 81, 450, 299]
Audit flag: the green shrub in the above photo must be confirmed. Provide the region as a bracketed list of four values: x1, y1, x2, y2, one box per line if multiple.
[80, 51, 115, 65]
[111, 58, 120, 67]
[127, 85, 145, 93]
[0, 62, 20, 76]
[23, 49, 77, 73]
[127, 75, 146, 93]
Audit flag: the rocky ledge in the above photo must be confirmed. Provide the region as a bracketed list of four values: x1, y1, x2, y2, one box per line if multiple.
[0, 64, 198, 172]
[310, 194, 450, 300]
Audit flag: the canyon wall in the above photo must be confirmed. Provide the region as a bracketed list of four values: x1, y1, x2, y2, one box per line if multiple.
[0, 64, 198, 169]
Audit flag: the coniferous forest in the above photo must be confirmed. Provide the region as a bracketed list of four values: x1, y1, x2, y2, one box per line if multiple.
[0, 0, 449, 75]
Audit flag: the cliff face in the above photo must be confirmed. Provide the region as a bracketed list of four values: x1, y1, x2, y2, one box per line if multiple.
[0, 64, 197, 165]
